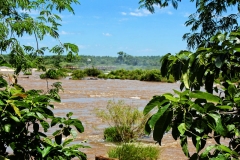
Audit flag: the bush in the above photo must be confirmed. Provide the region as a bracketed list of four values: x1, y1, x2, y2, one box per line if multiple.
[140, 69, 161, 81]
[96, 100, 149, 142]
[84, 67, 102, 77]
[71, 70, 86, 80]
[108, 143, 160, 160]
[40, 69, 67, 79]
[104, 127, 122, 142]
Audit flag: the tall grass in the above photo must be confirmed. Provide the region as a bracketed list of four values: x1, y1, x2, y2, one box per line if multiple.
[95, 100, 149, 142]
[108, 143, 160, 160]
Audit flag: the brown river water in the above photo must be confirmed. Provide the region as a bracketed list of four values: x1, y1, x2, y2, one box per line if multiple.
[13, 72, 218, 160]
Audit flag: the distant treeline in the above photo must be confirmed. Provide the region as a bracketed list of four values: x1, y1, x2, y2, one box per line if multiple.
[1, 54, 162, 70]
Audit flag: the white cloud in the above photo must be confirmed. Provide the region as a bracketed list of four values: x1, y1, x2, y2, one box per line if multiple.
[60, 31, 73, 35]
[167, 11, 173, 15]
[129, 9, 151, 17]
[121, 12, 127, 15]
[102, 33, 112, 36]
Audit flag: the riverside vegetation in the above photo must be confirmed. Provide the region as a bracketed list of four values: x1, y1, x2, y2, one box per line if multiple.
[2, 0, 240, 159]
[96, 100, 160, 160]
[0, 0, 88, 159]
[40, 67, 175, 82]
[141, 0, 240, 159]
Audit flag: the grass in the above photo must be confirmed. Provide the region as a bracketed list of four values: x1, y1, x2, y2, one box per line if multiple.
[108, 143, 160, 160]
[95, 100, 149, 142]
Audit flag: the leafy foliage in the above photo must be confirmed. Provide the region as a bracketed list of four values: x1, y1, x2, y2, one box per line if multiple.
[0, 0, 87, 159]
[0, 79, 87, 159]
[144, 30, 240, 159]
[139, 0, 240, 49]
[40, 69, 67, 79]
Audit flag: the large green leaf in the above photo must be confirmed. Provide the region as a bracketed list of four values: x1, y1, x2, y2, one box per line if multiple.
[180, 136, 190, 157]
[55, 134, 62, 145]
[143, 96, 168, 115]
[207, 113, 227, 136]
[73, 119, 84, 133]
[183, 72, 190, 89]
[153, 110, 173, 145]
[148, 103, 171, 128]
[217, 145, 239, 156]
[163, 93, 179, 102]
[190, 91, 221, 103]
[200, 145, 216, 158]
[9, 103, 21, 117]
[178, 123, 186, 135]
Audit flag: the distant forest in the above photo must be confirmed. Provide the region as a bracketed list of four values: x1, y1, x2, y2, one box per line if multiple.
[2, 54, 163, 70]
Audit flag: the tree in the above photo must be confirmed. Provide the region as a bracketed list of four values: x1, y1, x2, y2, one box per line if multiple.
[140, 0, 240, 159]
[0, 0, 87, 159]
[139, 0, 240, 49]
[117, 51, 127, 64]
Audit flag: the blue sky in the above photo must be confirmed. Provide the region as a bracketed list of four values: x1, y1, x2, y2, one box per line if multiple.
[21, 1, 200, 56]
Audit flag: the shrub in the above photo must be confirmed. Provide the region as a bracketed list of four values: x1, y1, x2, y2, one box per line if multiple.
[71, 70, 86, 80]
[140, 69, 161, 81]
[84, 67, 102, 77]
[40, 69, 67, 79]
[104, 127, 122, 142]
[96, 100, 149, 142]
[108, 143, 160, 160]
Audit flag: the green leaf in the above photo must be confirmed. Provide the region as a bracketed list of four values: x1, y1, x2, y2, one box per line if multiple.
[190, 91, 221, 103]
[218, 145, 239, 156]
[4, 124, 11, 132]
[9, 113, 20, 122]
[180, 136, 189, 157]
[42, 146, 52, 158]
[40, 121, 50, 132]
[148, 103, 171, 128]
[215, 56, 223, 68]
[53, 130, 62, 136]
[178, 123, 186, 135]
[145, 118, 152, 135]
[153, 110, 173, 145]
[62, 138, 73, 147]
[216, 105, 232, 110]
[55, 134, 62, 145]
[228, 84, 236, 99]
[9, 103, 21, 117]
[183, 73, 190, 89]
[51, 117, 61, 127]
[207, 113, 227, 136]
[191, 104, 205, 113]
[200, 145, 217, 158]
[143, 96, 167, 115]
[163, 94, 178, 102]
[66, 112, 73, 118]
[73, 119, 84, 133]
[36, 112, 45, 120]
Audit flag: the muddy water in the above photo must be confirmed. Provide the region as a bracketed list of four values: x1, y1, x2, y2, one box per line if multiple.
[17, 74, 190, 160]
